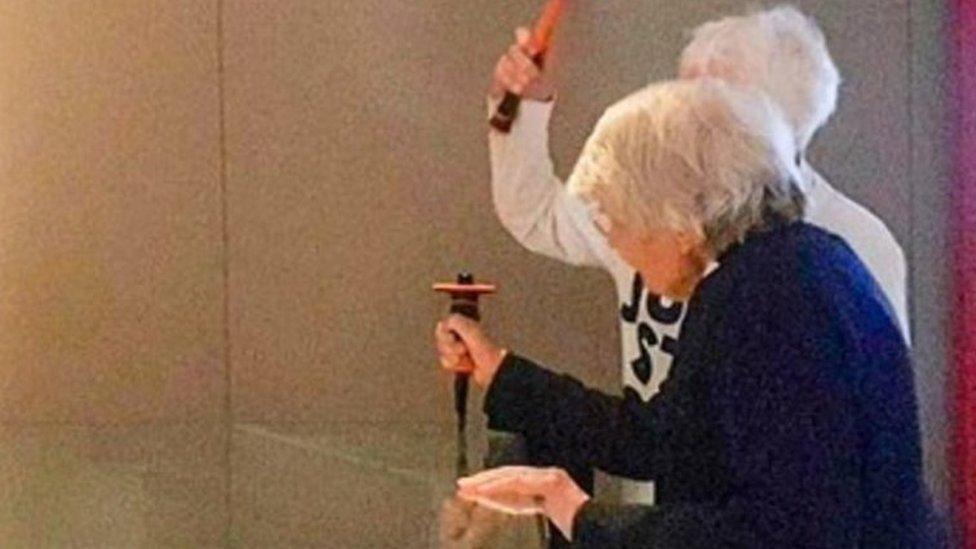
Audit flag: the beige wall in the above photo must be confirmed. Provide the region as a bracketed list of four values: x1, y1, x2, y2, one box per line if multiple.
[221, 0, 621, 426]
[0, 0, 951, 530]
[0, 1, 223, 424]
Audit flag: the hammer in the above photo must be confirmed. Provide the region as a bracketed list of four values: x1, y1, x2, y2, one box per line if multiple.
[489, 0, 568, 133]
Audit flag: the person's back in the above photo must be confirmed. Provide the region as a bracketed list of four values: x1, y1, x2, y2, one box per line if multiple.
[792, 224, 926, 546]
[684, 221, 929, 546]
[802, 165, 910, 341]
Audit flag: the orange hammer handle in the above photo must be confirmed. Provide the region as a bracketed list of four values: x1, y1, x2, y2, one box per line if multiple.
[489, 0, 567, 133]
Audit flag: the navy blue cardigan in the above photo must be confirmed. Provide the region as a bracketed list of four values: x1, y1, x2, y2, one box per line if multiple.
[484, 221, 930, 547]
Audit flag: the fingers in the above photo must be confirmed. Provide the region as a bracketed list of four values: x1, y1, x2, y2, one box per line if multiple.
[457, 468, 547, 516]
[500, 48, 541, 95]
[441, 356, 475, 374]
[435, 314, 506, 387]
[445, 314, 498, 374]
[457, 466, 554, 502]
[459, 467, 564, 497]
[435, 320, 465, 352]
[507, 43, 540, 74]
[467, 473, 550, 499]
[435, 320, 475, 373]
[459, 491, 543, 516]
[494, 54, 529, 96]
[508, 43, 540, 74]
[439, 354, 467, 372]
[515, 27, 533, 51]
[458, 466, 537, 488]
[434, 321, 463, 349]
[444, 314, 484, 346]
[491, 26, 544, 98]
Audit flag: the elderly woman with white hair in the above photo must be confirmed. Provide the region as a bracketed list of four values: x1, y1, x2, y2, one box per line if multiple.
[486, 4, 911, 518]
[438, 79, 929, 546]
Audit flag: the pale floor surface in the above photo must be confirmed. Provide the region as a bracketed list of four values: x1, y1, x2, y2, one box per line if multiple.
[0, 421, 545, 548]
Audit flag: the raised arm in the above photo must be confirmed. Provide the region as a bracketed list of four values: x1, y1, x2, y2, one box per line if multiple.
[487, 28, 618, 270]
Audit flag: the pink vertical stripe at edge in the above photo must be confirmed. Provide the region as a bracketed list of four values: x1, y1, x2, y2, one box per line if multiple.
[955, 0, 976, 546]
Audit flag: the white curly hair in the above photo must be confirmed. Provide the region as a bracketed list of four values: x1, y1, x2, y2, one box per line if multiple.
[568, 79, 804, 256]
[678, 5, 841, 151]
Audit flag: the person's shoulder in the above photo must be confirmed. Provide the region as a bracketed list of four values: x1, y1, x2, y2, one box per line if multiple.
[791, 222, 867, 274]
[735, 221, 846, 265]
[694, 223, 844, 350]
[804, 173, 906, 265]
[705, 222, 837, 305]
[722, 221, 865, 303]
[764, 221, 861, 277]
[789, 222, 900, 326]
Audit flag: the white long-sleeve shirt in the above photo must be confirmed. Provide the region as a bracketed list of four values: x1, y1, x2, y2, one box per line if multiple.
[488, 98, 911, 503]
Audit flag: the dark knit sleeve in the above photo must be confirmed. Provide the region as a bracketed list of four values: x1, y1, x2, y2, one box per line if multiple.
[483, 353, 678, 480]
[572, 500, 728, 548]
[482, 353, 552, 433]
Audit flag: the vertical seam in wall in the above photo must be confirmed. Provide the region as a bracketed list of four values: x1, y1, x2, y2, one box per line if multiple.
[216, 0, 233, 545]
[906, 0, 917, 340]
[905, 0, 927, 494]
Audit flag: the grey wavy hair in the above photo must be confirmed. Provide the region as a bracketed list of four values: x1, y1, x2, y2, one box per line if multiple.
[567, 79, 805, 256]
[678, 5, 841, 151]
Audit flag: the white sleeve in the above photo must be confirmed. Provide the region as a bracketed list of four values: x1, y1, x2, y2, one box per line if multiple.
[487, 97, 617, 269]
[882, 244, 911, 346]
[804, 174, 913, 346]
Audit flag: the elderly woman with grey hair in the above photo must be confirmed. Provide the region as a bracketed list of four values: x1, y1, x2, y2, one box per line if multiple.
[487, 4, 912, 522]
[488, 4, 909, 409]
[436, 79, 929, 546]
